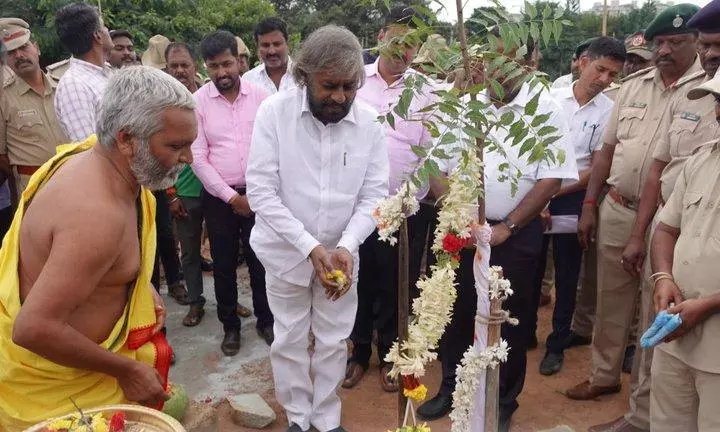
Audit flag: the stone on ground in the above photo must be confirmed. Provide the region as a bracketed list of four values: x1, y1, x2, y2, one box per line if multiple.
[182, 401, 217, 432]
[227, 393, 277, 428]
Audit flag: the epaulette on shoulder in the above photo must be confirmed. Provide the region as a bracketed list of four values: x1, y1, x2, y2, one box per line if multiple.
[621, 66, 656, 83]
[676, 69, 707, 87]
[2, 66, 15, 88]
[46, 58, 71, 80]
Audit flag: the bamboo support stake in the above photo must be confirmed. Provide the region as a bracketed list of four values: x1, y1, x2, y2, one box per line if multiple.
[397, 219, 410, 427]
[602, 0, 608, 36]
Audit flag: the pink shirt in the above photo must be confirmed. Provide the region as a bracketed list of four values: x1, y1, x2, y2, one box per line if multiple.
[356, 60, 435, 196]
[191, 79, 269, 203]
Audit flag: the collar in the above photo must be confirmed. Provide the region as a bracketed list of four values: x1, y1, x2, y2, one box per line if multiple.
[563, 81, 604, 107]
[300, 87, 358, 125]
[69, 57, 109, 76]
[207, 77, 251, 99]
[648, 56, 703, 88]
[15, 72, 56, 96]
[366, 58, 417, 83]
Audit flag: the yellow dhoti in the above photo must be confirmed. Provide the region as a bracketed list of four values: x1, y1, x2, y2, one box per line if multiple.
[0, 136, 172, 431]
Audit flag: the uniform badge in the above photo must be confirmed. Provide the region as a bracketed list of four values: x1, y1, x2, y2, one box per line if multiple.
[672, 14, 683, 28]
[680, 112, 700, 122]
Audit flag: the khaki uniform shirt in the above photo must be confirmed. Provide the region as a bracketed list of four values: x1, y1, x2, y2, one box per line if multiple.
[603, 58, 703, 203]
[0, 73, 68, 166]
[652, 73, 720, 203]
[658, 140, 720, 373]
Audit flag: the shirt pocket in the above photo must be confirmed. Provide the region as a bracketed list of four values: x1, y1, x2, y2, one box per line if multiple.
[337, 148, 370, 196]
[680, 191, 703, 229]
[617, 106, 647, 141]
[12, 110, 45, 142]
[668, 117, 700, 158]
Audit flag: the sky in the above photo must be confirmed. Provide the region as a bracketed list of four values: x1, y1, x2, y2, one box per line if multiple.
[436, 0, 711, 21]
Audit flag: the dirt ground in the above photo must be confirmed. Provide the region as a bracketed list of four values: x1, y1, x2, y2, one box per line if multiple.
[166, 265, 631, 432]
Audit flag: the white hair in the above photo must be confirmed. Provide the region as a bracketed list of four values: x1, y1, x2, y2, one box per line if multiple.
[96, 66, 195, 149]
[292, 25, 365, 89]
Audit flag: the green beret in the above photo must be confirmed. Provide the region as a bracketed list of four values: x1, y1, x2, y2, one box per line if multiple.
[645, 3, 700, 40]
[574, 38, 596, 58]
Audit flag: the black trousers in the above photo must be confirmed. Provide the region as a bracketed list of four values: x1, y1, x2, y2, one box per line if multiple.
[438, 219, 544, 414]
[438, 248, 477, 394]
[202, 191, 273, 332]
[151, 191, 182, 289]
[531, 190, 585, 353]
[0, 205, 12, 243]
[350, 211, 429, 367]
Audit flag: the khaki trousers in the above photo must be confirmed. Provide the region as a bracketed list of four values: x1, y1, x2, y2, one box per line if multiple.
[590, 198, 641, 387]
[12, 169, 31, 203]
[650, 348, 720, 432]
[572, 236, 597, 338]
[624, 211, 661, 430]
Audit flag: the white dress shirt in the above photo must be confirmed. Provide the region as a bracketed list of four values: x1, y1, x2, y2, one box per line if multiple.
[247, 87, 389, 286]
[551, 73, 573, 89]
[550, 83, 613, 188]
[243, 58, 297, 94]
[440, 83, 578, 221]
[54, 58, 112, 141]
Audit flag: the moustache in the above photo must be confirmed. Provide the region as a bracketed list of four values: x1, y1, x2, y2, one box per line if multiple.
[14, 59, 31, 67]
[656, 55, 675, 64]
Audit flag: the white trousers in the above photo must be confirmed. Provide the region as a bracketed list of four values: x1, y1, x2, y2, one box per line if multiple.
[266, 273, 358, 432]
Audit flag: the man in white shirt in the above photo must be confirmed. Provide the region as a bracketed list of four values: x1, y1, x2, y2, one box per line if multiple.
[246, 25, 388, 432]
[53, 2, 113, 141]
[243, 17, 296, 94]
[417, 34, 578, 429]
[537, 37, 626, 376]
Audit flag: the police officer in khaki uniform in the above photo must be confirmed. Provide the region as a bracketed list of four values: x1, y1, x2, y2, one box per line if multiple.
[566, 4, 703, 423]
[649, 70, 720, 431]
[0, 18, 67, 203]
[235, 36, 251, 75]
[589, 12, 720, 432]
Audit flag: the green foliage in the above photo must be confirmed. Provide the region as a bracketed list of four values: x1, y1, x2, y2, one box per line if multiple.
[3, 0, 275, 67]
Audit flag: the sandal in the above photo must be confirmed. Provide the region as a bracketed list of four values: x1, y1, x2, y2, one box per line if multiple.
[168, 283, 190, 305]
[183, 305, 205, 327]
[380, 364, 399, 393]
[236, 303, 253, 318]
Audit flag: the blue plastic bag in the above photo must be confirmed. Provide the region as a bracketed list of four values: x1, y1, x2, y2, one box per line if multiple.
[640, 310, 683, 349]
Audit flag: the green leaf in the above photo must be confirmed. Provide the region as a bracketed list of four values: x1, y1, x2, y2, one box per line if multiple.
[386, 112, 395, 129]
[542, 4, 552, 19]
[518, 137, 536, 156]
[524, 1, 537, 19]
[553, 21, 563, 44]
[557, 149, 566, 164]
[531, 113, 551, 127]
[463, 126, 484, 139]
[512, 127, 529, 146]
[554, 6, 565, 18]
[524, 92, 541, 116]
[538, 125, 557, 136]
[500, 112, 515, 125]
[439, 132, 457, 145]
[529, 22, 540, 42]
[515, 44, 528, 59]
[530, 143, 546, 162]
[541, 21, 553, 46]
[432, 148, 451, 159]
[411, 145, 427, 157]
[425, 159, 441, 178]
[489, 79, 505, 101]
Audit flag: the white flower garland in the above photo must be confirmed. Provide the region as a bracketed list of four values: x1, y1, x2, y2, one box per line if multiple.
[374, 182, 420, 246]
[384, 262, 458, 378]
[450, 340, 510, 432]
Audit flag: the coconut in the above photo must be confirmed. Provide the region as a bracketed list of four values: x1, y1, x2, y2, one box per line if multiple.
[162, 383, 189, 422]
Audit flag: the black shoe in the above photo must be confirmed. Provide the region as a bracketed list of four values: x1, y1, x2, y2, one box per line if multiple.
[539, 351, 564, 376]
[565, 331, 592, 349]
[171, 352, 176, 365]
[528, 332, 539, 350]
[416, 392, 452, 420]
[327, 428, 348, 432]
[257, 325, 274, 346]
[201, 257, 214, 272]
[286, 424, 309, 432]
[623, 345, 636, 374]
[221, 329, 241, 356]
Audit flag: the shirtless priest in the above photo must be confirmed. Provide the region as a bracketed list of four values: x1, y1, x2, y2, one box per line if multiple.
[0, 66, 197, 430]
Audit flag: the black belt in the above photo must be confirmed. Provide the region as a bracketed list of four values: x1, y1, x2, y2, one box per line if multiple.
[232, 185, 247, 196]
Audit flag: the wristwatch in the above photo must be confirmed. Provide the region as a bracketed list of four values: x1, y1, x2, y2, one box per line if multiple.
[502, 217, 519, 236]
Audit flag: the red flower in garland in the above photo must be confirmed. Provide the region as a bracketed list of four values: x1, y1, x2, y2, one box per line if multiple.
[442, 232, 471, 254]
[109, 412, 126, 432]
